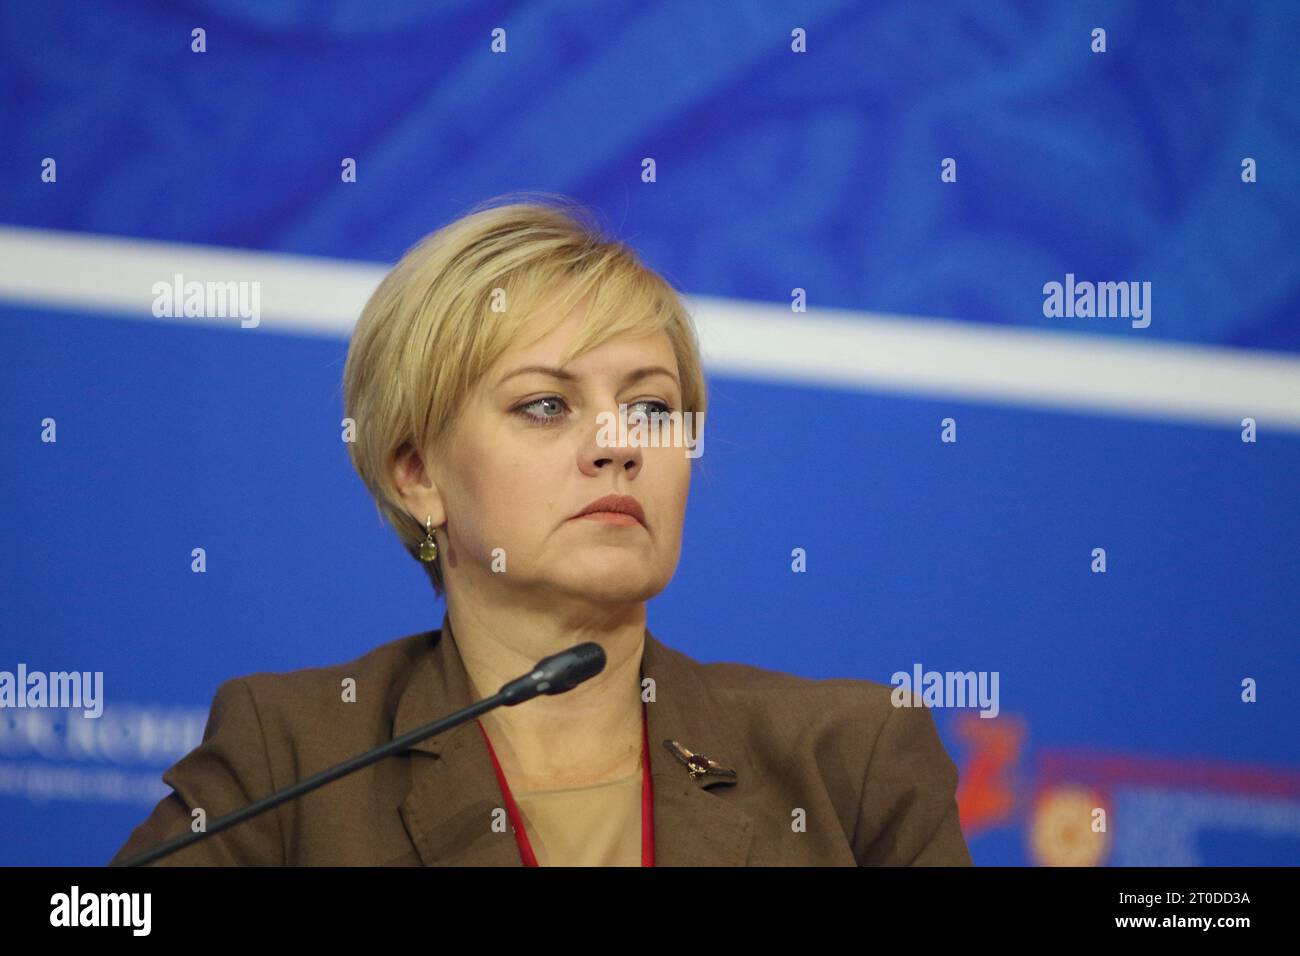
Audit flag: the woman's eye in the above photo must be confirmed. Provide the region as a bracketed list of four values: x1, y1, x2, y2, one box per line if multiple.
[514, 397, 674, 427]
[515, 396, 570, 425]
[627, 400, 673, 422]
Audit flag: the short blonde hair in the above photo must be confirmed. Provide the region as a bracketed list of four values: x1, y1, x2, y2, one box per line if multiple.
[342, 192, 709, 596]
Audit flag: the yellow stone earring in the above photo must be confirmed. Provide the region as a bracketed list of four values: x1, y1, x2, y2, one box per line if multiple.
[418, 515, 438, 562]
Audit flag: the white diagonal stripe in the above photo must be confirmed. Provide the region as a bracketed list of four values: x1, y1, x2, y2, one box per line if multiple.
[687, 295, 1300, 431]
[3, 225, 1298, 431]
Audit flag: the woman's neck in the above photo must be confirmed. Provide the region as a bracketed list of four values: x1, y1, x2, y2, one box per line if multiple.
[446, 598, 647, 791]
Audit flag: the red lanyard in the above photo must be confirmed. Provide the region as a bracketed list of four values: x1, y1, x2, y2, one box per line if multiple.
[478, 702, 655, 866]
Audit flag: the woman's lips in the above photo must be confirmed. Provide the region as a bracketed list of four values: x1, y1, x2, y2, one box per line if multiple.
[572, 493, 646, 526]
[575, 511, 641, 526]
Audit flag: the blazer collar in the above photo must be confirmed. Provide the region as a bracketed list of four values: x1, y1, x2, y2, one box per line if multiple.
[393, 611, 755, 866]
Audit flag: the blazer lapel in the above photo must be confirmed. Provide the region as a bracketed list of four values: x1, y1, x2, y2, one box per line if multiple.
[392, 612, 755, 866]
[641, 629, 756, 866]
[393, 615, 522, 866]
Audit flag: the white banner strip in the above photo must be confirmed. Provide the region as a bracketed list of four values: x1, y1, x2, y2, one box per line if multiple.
[687, 296, 1300, 431]
[0, 225, 385, 337]
[2, 225, 1298, 431]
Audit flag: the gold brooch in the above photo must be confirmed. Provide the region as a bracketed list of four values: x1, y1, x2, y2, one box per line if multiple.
[663, 739, 737, 780]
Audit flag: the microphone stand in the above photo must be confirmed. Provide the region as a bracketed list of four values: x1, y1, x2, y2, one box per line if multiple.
[113, 642, 605, 867]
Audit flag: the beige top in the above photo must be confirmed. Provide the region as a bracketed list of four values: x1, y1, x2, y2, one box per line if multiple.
[513, 768, 643, 866]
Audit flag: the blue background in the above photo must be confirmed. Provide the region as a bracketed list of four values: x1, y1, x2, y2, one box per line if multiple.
[1, 0, 1297, 866]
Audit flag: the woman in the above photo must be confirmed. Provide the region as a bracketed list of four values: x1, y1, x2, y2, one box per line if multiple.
[109, 194, 973, 867]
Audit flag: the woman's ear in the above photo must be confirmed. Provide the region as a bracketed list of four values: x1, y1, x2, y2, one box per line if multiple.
[391, 441, 447, 526]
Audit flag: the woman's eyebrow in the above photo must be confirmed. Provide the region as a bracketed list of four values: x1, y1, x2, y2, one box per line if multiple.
[495, 364, 680, 388]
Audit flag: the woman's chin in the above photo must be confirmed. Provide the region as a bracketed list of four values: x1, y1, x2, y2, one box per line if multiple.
[551, 565, 663, 604]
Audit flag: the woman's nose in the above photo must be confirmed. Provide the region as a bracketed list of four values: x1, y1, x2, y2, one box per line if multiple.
[579, 405, 644, 474]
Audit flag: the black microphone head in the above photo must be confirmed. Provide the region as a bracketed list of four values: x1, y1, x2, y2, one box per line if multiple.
[498, 641, 607, 705]
[537, 641, 606, 694]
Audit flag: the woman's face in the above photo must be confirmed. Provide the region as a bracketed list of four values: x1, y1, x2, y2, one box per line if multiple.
[399, 296, 693, 606]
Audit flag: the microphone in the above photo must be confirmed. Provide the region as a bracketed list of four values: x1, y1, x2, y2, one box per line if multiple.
[498, 643, 607, 704]
[113, 641, 607, 867]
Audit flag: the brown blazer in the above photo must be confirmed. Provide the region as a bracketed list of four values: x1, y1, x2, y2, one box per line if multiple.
[110, 613, 973, 866]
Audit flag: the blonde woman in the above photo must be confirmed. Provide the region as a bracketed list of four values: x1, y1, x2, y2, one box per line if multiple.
[110, 194, 973, 867]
